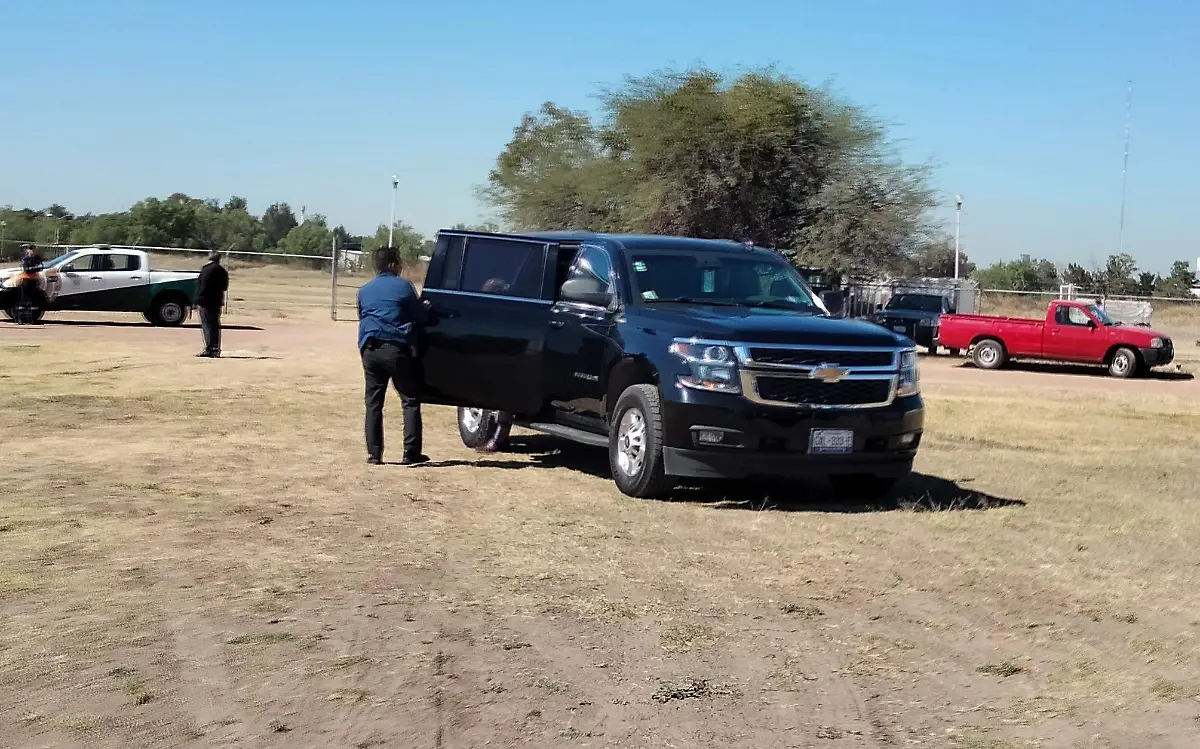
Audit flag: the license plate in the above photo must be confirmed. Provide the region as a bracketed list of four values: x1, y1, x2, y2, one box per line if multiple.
[809, 428, 854, 455]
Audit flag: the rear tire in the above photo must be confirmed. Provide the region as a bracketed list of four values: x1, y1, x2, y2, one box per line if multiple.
[148, 296, 188, 327]
[972, 339, 1007, 370]
[457, 408, 511, 452]
[1108, 347, 1139, 379]
[609, 384, 672, 498]
[830, 474, 898, 502]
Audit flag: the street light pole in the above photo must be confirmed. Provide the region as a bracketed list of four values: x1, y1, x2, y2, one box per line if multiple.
[1, 220, 6, 259]
[953, 193, 964, 280]
[387, 175, 399, 247]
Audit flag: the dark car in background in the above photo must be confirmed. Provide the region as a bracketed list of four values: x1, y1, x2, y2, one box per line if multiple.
[872, 292, 957, 355]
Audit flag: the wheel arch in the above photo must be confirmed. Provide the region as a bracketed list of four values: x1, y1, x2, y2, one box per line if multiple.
[605, 355, 661, 424]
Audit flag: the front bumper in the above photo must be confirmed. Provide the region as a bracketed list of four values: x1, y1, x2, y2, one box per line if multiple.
[659, 387, 924, 480]
[1140, 343, 1174, 367]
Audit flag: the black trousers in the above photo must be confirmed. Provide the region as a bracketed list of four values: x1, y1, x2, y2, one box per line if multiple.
[362, 341, 423, 460]
[200, 306, 221, 354]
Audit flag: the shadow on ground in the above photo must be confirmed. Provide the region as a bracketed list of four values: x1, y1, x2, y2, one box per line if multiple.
[28, 319, 265, 331]
[956, 360, 1194, 381]
[416, 434, 1024, 513]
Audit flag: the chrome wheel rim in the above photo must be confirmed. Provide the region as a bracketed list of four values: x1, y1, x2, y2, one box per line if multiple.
[1113, 352, 1132, 375]
[615, 408, 647, 477]
[161, 303, 183, 323]
[978, 345, 998, 366]
[461, 408, 485, 433]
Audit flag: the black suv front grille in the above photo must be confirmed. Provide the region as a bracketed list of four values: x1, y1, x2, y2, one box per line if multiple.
[747, 348, 895, 368]
[753, 376, 893, 406]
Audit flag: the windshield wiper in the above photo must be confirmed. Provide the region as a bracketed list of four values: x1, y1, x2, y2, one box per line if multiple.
[645, 297, 744, 307]
[746, 300, 815, 312]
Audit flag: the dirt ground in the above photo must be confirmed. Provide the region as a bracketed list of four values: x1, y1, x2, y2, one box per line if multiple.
[2, 304, 1199, 749]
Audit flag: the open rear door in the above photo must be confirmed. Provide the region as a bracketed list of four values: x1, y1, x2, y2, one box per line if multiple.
[419, 232, 558, 416]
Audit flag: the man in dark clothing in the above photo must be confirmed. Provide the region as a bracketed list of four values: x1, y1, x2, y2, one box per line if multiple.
[357, 246, 430, 466]
[194, 250, 229, 357]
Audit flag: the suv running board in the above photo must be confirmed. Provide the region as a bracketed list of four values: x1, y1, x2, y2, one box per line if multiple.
[526, 422, 610, 448]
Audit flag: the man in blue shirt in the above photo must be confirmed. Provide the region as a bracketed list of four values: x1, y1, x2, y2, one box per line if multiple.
[357, 246, 430, 465]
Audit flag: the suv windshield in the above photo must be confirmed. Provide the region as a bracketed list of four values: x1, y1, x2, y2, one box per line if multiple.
[627, 252, 821, 313]
[887, 294, 944, 312]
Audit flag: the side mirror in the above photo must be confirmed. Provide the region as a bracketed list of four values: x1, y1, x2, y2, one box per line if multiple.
[819, 290, 846, 318]
[560, 277, 614, 308]
[1086, 318, 1097, 329]
[61, 264, 74, 273]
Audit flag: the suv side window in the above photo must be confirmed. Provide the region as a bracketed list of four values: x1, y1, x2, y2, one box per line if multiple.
[460, 237, 546, 299]
[560, 245, 613, 300]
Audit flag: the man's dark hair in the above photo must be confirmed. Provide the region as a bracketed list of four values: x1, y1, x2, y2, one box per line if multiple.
[373, 246, 401, 274]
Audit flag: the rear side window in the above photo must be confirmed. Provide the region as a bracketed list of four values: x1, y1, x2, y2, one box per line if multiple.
[430, 234, 466, 290]
[460, 238, 546, 299]
[105, 254, 140, 271]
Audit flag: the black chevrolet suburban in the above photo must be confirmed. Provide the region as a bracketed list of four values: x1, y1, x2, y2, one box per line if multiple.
[418, 230, 924, 499]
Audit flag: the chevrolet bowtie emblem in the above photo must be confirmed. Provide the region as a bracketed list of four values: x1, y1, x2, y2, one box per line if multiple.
[809, 363, 850, 383]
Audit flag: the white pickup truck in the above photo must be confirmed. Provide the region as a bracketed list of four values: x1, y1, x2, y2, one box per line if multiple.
[1, 246, 201, 326]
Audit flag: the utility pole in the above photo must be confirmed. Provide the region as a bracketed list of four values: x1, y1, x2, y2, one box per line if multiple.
[1118, 80, 1131, 256]
[953, 193, 963, 280]
[388, 175, 399, 247]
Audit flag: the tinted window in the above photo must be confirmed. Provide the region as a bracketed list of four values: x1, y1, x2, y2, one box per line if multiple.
[888, 294, 942, 312]
[627, 251, 819, 312]
[460, 238, 546, 299]
[101, 254, 140, 271]
[561, 246, 613, 297]
[433, 234, 465, 290]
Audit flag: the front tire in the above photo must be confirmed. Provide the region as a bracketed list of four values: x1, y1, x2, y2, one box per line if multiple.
[1108, 347, 1139, 379]
[457, 408, 511, 452]
[148, 296, 188, 327]
[609, 384, 672, 498]
[972, 339, 1007, 370]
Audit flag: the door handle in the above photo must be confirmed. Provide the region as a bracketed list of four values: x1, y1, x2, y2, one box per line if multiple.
[90, 276, 102, 281]
[549, 320, 565, 329]
[131, 275, 141, 280]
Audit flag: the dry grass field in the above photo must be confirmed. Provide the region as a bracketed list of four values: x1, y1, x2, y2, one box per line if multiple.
[1, 267, 1198, 749]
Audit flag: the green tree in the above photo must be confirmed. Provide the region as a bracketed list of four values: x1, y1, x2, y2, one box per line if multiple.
[484, 68, 936, 275]
[366, 221, 426, 263]
[262, 202, 299, 248]
[277, 217, 333, 260]
[901, 237, 974, 278]
[1154, 260, 1198, 298]
[972, 257, 1059, 291]
[1097, 253, 1139, 295]
[1062, 263, 1093, 289]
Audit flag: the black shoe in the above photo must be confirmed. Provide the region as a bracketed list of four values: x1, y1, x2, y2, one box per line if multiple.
[400, 454, 430, 466]
[366, 456, 383, 465]
[195, 351, 212, 358]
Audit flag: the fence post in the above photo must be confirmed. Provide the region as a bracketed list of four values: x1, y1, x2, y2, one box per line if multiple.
[330, 235, 338, 321]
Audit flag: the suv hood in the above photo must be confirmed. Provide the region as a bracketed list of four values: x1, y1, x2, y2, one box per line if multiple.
[631, 303, 909, 347]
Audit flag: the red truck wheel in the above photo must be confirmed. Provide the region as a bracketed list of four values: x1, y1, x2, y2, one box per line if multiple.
[972, 339, 1006, 370]
[1108, 347, 1138, 379]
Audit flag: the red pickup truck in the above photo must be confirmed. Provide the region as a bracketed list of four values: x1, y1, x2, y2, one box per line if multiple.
[938, 300, 1175, 378]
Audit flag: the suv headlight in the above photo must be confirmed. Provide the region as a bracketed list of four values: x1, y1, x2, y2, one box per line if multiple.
[897, 349, 920, 397]
[918, 318, 934, 327]
[669, 340, 740, 393]
[1150, 337, 1164, 349]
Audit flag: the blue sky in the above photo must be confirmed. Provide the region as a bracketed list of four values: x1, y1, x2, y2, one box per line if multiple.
[2, 0, 1197, 272]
